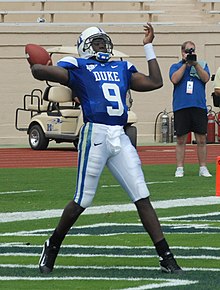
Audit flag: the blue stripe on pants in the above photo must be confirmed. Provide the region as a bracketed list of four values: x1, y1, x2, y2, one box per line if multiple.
[74, 123, 93, 206]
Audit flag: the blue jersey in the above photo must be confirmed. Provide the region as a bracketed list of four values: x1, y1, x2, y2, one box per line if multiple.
[57, 57, 137, 125]
[169, 60, 210, 112]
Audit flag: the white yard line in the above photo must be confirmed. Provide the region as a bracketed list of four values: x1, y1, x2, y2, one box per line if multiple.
[0, 264, 219, 272]
[101, 181, 174, 188]
[0, 263, 199, 287]
[0, 190, 43, 195]
[0, 276, 198, 289]
[1, 253, 220, 259]
[0, 275, 198, 289]
[2, 243, 220, 251]
[0, 196, 220, 223]
[121, 279, 198, 290]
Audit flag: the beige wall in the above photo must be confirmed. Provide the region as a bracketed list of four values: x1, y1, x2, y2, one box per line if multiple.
[1, 24, 220, 146]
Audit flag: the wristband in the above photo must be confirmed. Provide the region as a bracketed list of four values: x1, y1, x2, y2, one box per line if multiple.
[144, 43, 156, 61]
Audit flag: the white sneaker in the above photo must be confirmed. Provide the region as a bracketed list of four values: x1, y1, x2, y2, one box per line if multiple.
[175, 167, 184, 177]
[199, 166, 212, 177]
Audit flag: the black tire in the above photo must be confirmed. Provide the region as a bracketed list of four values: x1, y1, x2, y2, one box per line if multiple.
[124, 125, 137, 148]
[29, 124, 49, 150]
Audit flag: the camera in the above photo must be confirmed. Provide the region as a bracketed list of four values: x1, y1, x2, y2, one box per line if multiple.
[186, 48, 197, 62]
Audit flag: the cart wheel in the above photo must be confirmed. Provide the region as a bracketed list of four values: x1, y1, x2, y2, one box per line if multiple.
[124, 125, 137, 148]
[29, 124, 49, 150]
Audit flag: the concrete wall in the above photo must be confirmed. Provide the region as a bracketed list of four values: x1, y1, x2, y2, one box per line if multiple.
[1, 24, 220, 146]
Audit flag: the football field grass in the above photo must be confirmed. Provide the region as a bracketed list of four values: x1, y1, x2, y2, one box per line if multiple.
[0, 163, 220, 289]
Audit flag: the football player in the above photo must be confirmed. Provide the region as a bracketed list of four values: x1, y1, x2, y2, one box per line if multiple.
[31, 23, 182, 274]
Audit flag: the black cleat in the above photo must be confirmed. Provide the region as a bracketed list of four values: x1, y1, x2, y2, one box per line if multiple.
[39, 239, 59, 274]
[160, 253, 183, 274]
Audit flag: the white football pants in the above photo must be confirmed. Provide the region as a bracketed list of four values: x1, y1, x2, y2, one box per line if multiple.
[74, 122, 150, 208]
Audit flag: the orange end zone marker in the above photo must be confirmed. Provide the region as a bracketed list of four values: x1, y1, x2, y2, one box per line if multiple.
[216, 156, 220, 197]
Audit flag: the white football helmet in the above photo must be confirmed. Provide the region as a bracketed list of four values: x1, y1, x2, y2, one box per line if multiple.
[77, 27, 113, 61]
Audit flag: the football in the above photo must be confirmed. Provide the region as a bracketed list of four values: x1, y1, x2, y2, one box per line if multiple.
[25, 43, 52, 66]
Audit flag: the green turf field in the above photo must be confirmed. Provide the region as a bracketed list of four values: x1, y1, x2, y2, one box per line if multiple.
[1, 163, 220, 289]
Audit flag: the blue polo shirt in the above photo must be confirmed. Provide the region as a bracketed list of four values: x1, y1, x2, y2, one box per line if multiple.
[169, 61, 210, 112]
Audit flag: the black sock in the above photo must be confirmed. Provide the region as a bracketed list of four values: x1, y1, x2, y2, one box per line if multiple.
[49, 229, 65, 248]
[154, 238, 172, 258]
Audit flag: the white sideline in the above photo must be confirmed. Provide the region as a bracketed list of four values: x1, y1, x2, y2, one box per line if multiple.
[0, 196, 220, 223]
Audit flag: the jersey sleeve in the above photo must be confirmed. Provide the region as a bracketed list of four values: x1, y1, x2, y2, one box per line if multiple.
[126, 61, 138, 84]
[57, 56, 79, 69]
[127, 61, 138, 74]
[57, 56, 79, 88]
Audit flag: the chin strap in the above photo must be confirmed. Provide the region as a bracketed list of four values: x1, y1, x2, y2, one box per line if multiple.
[96, 52, 111, 62]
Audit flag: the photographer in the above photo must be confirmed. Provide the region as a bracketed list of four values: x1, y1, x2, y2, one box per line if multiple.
[169, 41, 212, 178]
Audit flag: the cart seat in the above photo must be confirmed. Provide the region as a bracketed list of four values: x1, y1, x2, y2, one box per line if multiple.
[44, 86, 81, 118]
[44, 86, 73, 103]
